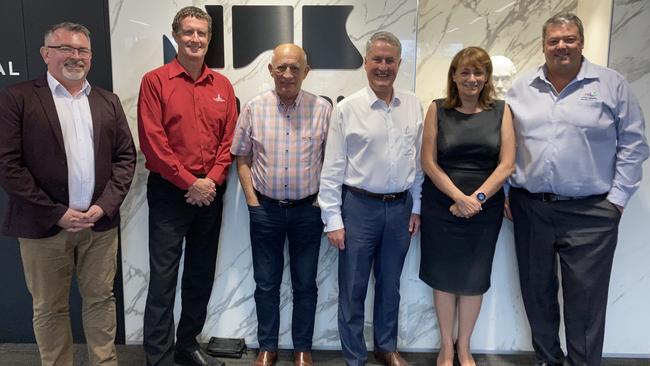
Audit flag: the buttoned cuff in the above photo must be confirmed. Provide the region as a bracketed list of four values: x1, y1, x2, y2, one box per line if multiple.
[607, 188, 630, 208]
[324, 214, 344, 232]
[207, 167, 227, 186]
[411, 199, 421, 215]
[165, 169, 197, 190]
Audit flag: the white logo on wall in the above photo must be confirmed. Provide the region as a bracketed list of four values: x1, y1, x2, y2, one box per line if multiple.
[0, 61, 20, 76]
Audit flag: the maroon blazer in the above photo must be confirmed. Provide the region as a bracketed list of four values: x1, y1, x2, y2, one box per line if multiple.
[0, 77, 136, 239]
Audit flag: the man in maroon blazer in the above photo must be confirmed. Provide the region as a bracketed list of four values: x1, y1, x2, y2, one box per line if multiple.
[0, 22, 135, 366]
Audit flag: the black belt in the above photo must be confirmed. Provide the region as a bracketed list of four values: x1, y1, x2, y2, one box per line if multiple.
[344, 185, 407, 202]
[255, 191, 317, 208]
[511, 187, 607, 202]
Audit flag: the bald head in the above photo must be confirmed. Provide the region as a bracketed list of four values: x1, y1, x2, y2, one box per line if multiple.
[271, 43, 307, 66]
[268, 43, 310, 105]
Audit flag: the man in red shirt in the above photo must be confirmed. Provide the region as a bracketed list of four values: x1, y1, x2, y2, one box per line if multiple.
[137, 6, 237, 366]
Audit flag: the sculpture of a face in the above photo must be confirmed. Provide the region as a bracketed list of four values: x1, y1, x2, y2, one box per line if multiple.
[490, 56, 516, 99]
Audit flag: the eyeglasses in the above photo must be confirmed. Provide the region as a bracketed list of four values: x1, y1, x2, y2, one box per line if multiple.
[46, 45, 92, 58]
[272, 64, 302, 75]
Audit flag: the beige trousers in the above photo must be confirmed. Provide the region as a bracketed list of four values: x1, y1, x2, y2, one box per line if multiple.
[19, 227, 119, 366]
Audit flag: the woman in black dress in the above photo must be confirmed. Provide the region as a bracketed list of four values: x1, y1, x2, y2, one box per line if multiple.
[419, 47, 515, 366]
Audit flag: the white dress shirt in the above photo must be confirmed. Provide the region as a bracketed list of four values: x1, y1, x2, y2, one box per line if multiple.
[318, 86, 424, 232]
[47, 72, 95, 211]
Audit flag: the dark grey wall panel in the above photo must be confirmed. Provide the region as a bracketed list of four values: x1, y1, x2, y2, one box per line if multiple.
[232, 6, 293, 68]
[0, 1, 28, 88]
[302, 6, 362, 70]
[0, 0, 124, 344]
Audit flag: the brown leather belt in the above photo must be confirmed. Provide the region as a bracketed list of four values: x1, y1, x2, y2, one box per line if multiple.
[344, 185, 407, 202]
[255, 191, 317, 208]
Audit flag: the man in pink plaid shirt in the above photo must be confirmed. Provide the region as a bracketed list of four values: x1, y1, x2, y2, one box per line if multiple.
[230, 44, 331, 366]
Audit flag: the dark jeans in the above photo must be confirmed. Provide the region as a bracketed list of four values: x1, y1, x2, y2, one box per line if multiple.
[510, 188, 621, 366]
[143, 173, 226, 366]
[249, 198, 323, 352]
[338, 188, 413, 366]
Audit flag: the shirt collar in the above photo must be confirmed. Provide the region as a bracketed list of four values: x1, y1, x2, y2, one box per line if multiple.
[167, 57, 214, 83]
[365, 86, 401, 108]
[532, 56, 599, 86]
[46, 71, 91, 97]
[274, 89, 304, 109]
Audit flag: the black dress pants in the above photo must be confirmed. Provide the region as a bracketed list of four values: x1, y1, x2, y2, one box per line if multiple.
[143, 173, 225, 366]
[510, 188, 621, 366]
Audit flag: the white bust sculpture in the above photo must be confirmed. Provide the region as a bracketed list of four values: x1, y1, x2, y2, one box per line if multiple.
[490, 55, 517, 99]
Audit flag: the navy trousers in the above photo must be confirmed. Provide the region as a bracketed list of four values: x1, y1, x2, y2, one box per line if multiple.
[249, 199, 323, 351]
[338, 188, 413, 366]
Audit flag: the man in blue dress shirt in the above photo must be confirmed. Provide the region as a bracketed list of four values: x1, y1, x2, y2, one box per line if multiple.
[506, 12, 649, 366]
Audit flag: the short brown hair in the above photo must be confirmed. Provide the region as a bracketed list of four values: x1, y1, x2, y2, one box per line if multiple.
[442, 46, 495, 110]
[172, 6, 212, 35]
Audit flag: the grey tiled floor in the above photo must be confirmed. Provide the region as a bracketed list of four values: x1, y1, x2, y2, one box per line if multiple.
[0, 344, 647, 365]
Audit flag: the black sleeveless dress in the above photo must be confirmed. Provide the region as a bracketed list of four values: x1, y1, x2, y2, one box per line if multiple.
[419, 99, 505, 295]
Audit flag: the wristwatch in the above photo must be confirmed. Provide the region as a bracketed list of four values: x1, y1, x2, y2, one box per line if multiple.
[476, 192, 487, 203]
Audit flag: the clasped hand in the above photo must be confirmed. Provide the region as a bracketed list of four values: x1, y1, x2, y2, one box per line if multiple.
[57, 205, 105, 232]
[450, 194, 482, 219]
[185, 178, 216, 206]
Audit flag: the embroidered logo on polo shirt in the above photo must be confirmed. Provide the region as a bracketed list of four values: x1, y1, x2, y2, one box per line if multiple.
[579, 90, 600, 102]
[213, 94, 226, 103]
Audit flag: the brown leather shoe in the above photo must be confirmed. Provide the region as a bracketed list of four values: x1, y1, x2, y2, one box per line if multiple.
[374, 351, 409, 366]
[294, 351, 313, 366]
[253, 351, 278, 366]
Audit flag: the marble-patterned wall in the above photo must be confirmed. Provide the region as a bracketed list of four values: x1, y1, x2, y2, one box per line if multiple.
[414, 0, 582, 353]
[110, 0, 650, 356]
[606, 0, 650, 355]
[110, 0, 420, 350]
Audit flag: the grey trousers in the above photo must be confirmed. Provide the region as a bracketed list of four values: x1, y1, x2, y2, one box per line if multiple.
[510, 188, 620, 366]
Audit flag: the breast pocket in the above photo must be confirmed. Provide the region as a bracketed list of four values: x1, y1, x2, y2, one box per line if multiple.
[301, 130, 324, 165]
[401, 124, 418, 157]
[573, 100, 615, 142]
[203, 97, 229, 139]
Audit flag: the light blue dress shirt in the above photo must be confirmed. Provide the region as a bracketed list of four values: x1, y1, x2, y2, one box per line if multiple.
[506, 58, 649, 207]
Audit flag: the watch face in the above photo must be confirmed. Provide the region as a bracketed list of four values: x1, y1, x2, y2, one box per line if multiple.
[477, 192, 486, 202]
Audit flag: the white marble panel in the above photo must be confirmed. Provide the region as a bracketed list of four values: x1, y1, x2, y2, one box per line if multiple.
[111, 0, 649, 356]
[416, 0, 579, 103]
[606, 0, 650, 356]
[110, 0, 419, 350]
[414, 0, 580, 353]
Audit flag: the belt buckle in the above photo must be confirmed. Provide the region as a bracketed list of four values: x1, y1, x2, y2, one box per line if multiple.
[542, 193, 562, 202]
[382, 194, 396, 202]
[278, 200, 292, 207]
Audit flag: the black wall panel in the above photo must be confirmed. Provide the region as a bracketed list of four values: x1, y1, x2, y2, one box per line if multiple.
[0, 0, 124, 344]
[0, 1, 29, 88]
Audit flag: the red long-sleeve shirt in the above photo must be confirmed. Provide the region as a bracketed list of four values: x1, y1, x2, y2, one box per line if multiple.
[137, 58, 238, 189]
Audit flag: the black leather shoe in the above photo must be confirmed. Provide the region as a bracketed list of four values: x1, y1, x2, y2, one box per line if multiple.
[174, 348, 225, 366]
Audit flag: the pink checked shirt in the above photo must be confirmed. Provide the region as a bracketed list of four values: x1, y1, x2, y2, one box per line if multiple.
[231, 90, 332, 200]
